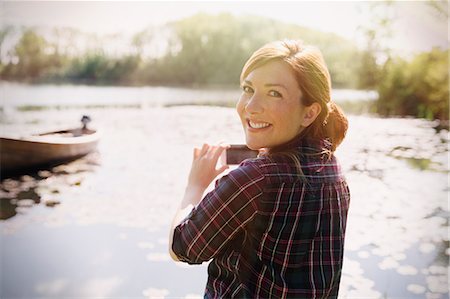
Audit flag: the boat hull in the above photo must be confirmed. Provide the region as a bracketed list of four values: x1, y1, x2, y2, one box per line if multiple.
[0, 128, 99, 173]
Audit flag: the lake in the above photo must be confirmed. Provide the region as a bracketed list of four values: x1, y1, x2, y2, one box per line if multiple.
[0, 83, 448, 298]
[1, 82, 378, 110]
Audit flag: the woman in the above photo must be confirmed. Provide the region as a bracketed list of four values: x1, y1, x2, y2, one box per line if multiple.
[169, 40, 350, 298]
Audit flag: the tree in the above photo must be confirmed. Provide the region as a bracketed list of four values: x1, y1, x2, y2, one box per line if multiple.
[14, 29, 51, 79]
[0, 26, 14, 74]
[160, 13, 359, 87]
[377, 48, 449, 120]
[355, 1, 394, 90]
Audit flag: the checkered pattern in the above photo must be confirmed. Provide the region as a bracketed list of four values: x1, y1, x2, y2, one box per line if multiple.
[172, 138, 350, 298]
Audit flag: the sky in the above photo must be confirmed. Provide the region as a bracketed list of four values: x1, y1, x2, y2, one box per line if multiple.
[1, 1, 448, 54]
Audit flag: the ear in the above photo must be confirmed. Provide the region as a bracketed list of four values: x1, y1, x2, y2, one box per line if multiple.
[301, 102, 322, 127]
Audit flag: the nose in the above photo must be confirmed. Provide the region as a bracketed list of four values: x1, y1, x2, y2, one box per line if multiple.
[245, 93, 264, 114]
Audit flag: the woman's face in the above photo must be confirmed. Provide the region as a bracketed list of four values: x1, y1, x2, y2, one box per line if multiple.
[237, 60, 308, 150]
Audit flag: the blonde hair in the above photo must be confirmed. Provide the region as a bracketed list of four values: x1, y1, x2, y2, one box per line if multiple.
[240, 40, 348, 153]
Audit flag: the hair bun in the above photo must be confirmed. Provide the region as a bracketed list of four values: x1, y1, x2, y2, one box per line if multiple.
[324, 102, 348, 151]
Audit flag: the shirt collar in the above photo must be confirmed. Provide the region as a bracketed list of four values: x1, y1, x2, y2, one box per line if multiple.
[268, 135, 332, 155]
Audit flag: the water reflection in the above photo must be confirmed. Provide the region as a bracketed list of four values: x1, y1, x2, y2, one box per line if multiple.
[0, 107, 448, 298]
[0, 197, 17, 219]
[0, 152, 100, 220]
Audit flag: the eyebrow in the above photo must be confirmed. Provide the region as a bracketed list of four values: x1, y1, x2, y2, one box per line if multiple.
[243, 80, 288, 90]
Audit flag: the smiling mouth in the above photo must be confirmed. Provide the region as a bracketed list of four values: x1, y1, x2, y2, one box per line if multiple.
[247, 120, 272, 129]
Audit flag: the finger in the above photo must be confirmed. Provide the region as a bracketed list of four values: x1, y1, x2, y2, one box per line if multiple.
[212, 145, 227, 161]
[199, 143, 209, 156]
[193, 147, 200, 159]
[218, 141, 230, 148]
[207, 145, 220, 159]
[219, 147, 227, 165]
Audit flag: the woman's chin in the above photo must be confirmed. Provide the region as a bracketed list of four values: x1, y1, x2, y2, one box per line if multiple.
[245, 140, 265, 151]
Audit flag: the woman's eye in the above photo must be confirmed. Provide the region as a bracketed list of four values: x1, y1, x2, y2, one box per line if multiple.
[242, 85, 254, 93]
[268, 90, 282, 98]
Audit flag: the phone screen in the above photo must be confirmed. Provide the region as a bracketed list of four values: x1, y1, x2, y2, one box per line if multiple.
[226, 145, 259, 165]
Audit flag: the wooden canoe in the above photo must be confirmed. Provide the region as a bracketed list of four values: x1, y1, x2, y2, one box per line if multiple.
[0, 127, 100, 173]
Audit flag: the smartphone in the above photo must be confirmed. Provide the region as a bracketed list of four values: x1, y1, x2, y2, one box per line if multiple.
[225, 145, 259, 165]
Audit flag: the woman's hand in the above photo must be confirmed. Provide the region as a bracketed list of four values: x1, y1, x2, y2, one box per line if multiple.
[170, 143, 229, 261]
[187, 143, 229, 193]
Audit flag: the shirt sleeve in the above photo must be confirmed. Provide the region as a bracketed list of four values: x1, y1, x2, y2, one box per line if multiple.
[172, 160, 265, 264]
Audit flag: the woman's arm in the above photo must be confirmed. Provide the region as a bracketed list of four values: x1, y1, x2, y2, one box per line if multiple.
[169, 144, 229, 261]
[168, 185, 204, 261]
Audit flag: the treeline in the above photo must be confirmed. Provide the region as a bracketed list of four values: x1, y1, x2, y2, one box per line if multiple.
[376, 48, 448, 121]
[0, 13, 448, 121]
[0, 13, 359, 87]
[354, 42, 449, 121]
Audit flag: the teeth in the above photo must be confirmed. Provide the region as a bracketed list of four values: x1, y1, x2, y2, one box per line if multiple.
[249, 121, 270, 129]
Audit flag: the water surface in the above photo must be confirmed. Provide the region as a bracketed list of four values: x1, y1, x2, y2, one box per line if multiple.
[0, 85, 448, 298]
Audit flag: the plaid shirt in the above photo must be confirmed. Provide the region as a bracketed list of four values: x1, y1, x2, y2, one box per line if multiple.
[172, 138, 350, 298]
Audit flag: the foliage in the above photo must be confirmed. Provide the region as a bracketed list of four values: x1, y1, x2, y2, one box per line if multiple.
[355, 49, 381, 90]
[162, 13, 359, 87]
[67, 52, 140, 84]
[354, 1, 448, 121]
[377, 48, 449, 120]
[0, 14, 359, 87]
[354, 2, 393, 90]
[1, 29, 70, 81]
[0, 13, 448, 121]
[2, 29, 49, 79]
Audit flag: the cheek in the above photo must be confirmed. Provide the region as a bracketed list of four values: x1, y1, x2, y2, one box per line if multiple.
[289, 108, 305, 131]
[236, 96, 246, 117]
[278, 103, 304, 131]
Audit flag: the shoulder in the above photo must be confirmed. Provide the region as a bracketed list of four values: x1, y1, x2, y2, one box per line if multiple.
[223, 157, 268, 184]
[303, 154, 346, 184]
[232, 155, 299, 185]
[240, 152, 345, 185]
[208, 158, 268, 202]
[226, 141, 346, 185]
